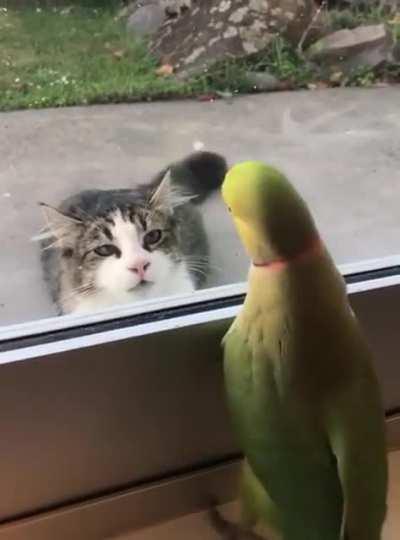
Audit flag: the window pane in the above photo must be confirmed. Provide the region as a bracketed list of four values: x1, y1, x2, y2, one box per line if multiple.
[0, 1, 399, 329]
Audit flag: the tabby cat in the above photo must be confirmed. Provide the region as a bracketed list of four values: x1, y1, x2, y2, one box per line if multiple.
[37, 151, 227, 315]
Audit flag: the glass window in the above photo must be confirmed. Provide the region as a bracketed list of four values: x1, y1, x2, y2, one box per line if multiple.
[0, 0, 399, 332]
[0, 2, 400, 534]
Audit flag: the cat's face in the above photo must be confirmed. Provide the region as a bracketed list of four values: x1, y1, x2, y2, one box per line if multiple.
[77, 207, 178, 295]
[39, 172, 193, 302]
[86, 207, 179, 292]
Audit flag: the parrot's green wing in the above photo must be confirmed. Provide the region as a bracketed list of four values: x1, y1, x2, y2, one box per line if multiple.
[240, 459, 282, 536]
[223, 324, 282, 539]
[325, 350, 388, 540]
[223, 323, 344, 540]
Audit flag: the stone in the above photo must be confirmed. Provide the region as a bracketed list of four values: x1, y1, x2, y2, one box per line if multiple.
[245, 71, 281, 91]
[162, 0, 192, 16]
[127, 3, 166, 37]
[119, 1, 192, 21]
[306, 24, 393, 75]
[116, 3, 137, 20]
[149, 0, 317, 76]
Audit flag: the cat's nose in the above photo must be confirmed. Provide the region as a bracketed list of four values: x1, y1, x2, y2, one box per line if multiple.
[128, 260, 151, 280]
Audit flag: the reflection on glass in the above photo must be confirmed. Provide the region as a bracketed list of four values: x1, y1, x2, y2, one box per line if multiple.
[0, 0, 399, 326]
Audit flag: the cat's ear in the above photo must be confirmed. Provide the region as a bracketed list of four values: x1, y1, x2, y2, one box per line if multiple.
[32, 203, 83, 245]
[150, 169, 196, 213]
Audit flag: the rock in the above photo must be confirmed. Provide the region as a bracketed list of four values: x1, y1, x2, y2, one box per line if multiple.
[116, 3, 137, 20]
[245, 71, 281, 91]
[149, 0, 317, 76]
[122, 1, 193, 36]
[127, 2, 166, 37]
[306, 24, 393, 75]
[163, 0, 192, 17]
[119, 1, 192, 20]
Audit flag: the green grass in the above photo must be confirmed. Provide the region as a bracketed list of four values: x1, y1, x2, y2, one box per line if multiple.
[193, 39, 311, 93]
[1, 4, 400, 112]
[0, 6, 195, 111]
[328, 3, 398, 31]
[0, 6, 309, 112]
[249, 38, 314, 86]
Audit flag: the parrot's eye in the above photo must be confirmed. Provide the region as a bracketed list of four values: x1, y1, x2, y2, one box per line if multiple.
[228, 206, 232, 213]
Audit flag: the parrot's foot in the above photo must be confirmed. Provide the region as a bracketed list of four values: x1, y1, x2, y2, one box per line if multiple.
[208, 505, 269, 540]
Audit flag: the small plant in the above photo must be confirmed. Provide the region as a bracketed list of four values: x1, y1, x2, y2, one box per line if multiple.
[328, 2, 399, 31]
[344, 65, 377, 87]
[191, 58, 252, 95]
[262, 38, 315, 85]
[192, 37, 316, 94]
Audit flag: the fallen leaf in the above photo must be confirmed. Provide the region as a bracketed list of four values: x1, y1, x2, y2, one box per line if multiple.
[330, 71, 343, 83]
[216, 90, 233, 99]
[389, 14, 400, 25]
[155, 64, 174, 76]
[308, 81, 329, 90]
[112, 49, 126, 59]
[197, 93, 217, 102]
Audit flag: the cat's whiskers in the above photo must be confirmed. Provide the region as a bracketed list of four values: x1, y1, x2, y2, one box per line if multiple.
[183, 254, 209, 264]
[40, 236, 65, 250]
[61, 282, 95, 303]
[31, 226, 66, 243]
[36, 209, 103, 244]
[184, 262, 211, 279]
[183, 254, 221, 274]
[185, 267, 208, 279]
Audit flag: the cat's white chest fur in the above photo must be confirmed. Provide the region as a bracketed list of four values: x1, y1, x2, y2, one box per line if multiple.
[71, 262, 194, 315]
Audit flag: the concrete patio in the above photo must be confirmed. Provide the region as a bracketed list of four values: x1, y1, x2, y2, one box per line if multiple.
[0, 87, 399, 326]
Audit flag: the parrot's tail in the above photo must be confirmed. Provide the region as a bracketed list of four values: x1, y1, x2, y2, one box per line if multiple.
[207, 505, 268, 540]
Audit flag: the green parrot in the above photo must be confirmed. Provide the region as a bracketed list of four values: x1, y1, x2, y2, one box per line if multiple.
[218, 161, 388, 540]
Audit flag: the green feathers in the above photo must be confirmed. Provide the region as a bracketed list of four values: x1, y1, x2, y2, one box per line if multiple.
[220, 162, 388, 540]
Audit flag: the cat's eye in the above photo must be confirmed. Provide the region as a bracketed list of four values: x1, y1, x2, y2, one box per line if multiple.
[94, 244, 119, 257]
[144, 229, 163, 246]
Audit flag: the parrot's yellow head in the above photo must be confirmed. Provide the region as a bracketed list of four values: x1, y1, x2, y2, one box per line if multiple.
[222, 161, 319, 265]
